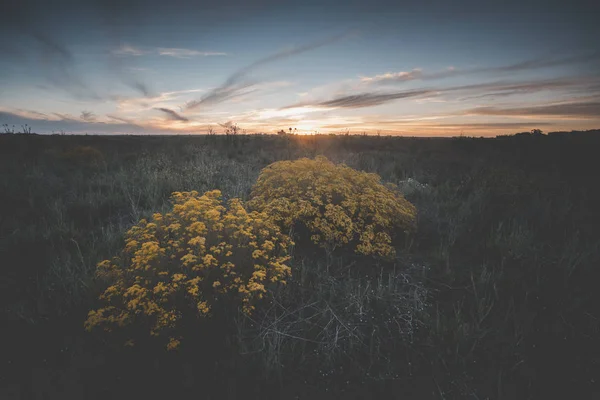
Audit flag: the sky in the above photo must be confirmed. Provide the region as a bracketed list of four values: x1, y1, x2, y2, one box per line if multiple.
[0, 0, 599, 136]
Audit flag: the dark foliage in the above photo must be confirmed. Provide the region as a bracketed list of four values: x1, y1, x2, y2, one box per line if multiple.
[1, 132, 599, 399]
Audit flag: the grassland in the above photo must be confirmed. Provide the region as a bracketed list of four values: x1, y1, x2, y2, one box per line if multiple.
[1, 132, 599, 399]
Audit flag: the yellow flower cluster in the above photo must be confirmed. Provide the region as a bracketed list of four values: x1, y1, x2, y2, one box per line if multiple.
[85, 190, 292, 350]
[247, 156, 417, 259]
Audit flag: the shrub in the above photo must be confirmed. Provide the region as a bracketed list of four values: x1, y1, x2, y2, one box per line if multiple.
[247, 156, 417, 259]
[60, 145, 104, 166]
[84, 190, 292, 350]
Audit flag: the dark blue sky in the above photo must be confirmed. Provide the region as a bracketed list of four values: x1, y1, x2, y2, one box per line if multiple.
[1, 0, 599, 135]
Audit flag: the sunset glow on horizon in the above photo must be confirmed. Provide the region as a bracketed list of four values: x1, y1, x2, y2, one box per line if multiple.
[1, 0, 599, 136]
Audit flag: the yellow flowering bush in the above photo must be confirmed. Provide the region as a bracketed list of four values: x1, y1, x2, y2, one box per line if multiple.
[85, 190, 292, 350]
[247, 156, 417, 259]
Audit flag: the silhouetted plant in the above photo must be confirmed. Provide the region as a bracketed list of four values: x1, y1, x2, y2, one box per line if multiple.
[531, 128, 544, 136]
[2, 124, 15, 134]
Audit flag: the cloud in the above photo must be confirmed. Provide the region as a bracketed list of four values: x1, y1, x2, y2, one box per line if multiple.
[108, 45, 223, 98]
[106, 45, 154, 98]
[113, 88, 207, 113]
[53, 113, 79, 121]
[492, 52, 600, 72]
[2, 108, 50, 120]
[155, 107, 189, 122]
[106, 114, 138, 124]
[279, 74, 600, 113]
[278, 89, 435, 110]
[226, 32, 352, 84]
[184, 31, 353, 110]
[156, 48, 227, 58]
[1, 13, 125, 102]
[128, 80, 151, 97]
[360, 68, 425, 83]
[112, 44, 146, 56]
[447, 77, 592, 100]
[463, 101, 600, 119]
[295, 61, 600, 114]
[185, 82, 257, 110]
[28, 31, 104, 101]
[97, 1, 154, 99]
[182, 81, 290, 110]
[0, 109, 150, 134]
[80, 110, 97, 122]
[281, 88, 432, 110]
[0, 8, 153, 101]
[449, 122, 556, 128]
[314, 90, 432, 109]
[360, 67, 458, 85]
[112, 44, 227, 58]
[362, 52, 600, 86]
[218, 121, 234, 128]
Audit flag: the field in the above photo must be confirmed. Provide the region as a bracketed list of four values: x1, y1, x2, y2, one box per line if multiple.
[1, 132, 599, 399]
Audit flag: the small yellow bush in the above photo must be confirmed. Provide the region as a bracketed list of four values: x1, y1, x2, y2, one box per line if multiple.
[85, 190, 292, 350]
[247, 156, 416, 259]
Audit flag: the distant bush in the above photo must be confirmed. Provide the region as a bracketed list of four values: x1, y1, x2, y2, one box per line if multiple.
[247, 156, 417, 259]
[60, 145, 104, 166]
[397, 177, 430, 196]
[85, 190, 292, 350]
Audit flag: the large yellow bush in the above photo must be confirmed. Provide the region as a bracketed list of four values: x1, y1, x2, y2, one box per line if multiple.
[247, 156, 417, 259]
[85, 190, 292, 350]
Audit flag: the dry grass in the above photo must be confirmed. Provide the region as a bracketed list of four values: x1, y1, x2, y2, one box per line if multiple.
[1, 132, 599, 399]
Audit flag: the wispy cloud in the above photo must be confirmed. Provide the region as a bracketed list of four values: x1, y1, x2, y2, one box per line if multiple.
[463, 101, 600, 119]
[155, 107, 189, 122]
[218, 121, 234, 129]
[106, 114, 137, 124]
[360, 66, 459, 85]
[2, 108, 50, 120]
[4, 20, 151, 101]
[156, 48, 227, 58]
[311, 89, 432, 109]
[281, 89, 434, 111]
[52, 113, 79, 122]
[185, 83, 257, 110]
[106, 45, 154, 97]
[127, 67, 153, 72]
[448, 77, 593, 101]
[114, 88, 207, 113]
[185, 31, 353, 111]
[128, 80, 151, 97]
[492, 52, 600, 72]
[29, 31, 104, 101]
[360, 68, 425, 83]
[450, 122, 556, 128]
[112, 44, 228, 58]
[112, 44, 146, 56]
[80, 110, 97, 122]
[288, 76, 599, 111]
[0, 110, 155, 134]
[361, 52, 600, 86]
